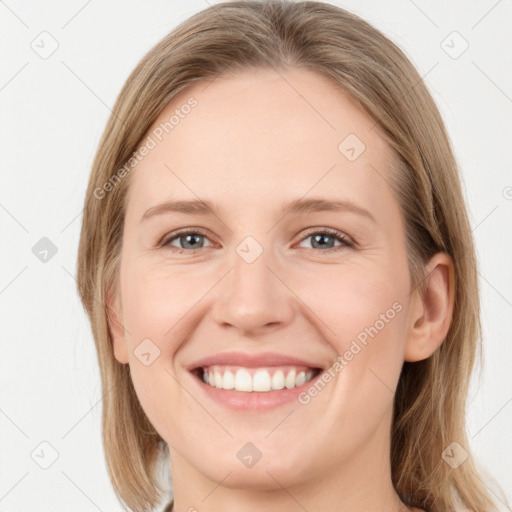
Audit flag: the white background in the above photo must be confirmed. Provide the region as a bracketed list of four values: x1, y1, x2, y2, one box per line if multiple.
[1, 1, 511, 510]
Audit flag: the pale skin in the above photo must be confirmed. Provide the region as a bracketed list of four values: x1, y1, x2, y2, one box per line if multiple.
[108, 68, 454, 512]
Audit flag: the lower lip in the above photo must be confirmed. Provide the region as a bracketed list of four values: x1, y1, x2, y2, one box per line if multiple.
[188, 369, 323, 411]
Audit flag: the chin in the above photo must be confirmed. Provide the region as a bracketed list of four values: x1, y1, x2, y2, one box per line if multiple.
[198, 450, 310, 491]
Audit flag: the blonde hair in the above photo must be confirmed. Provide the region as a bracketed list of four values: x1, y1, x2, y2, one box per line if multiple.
[76, 1, 503, 510]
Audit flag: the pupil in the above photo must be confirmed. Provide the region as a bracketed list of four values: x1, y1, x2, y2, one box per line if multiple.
[313, 234, 333, 249]
[183, 234, 202, 249]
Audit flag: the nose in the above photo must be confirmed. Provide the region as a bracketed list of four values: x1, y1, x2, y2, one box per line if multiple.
[211, 247, 296, 336]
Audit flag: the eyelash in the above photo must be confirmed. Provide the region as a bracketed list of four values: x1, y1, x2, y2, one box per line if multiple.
[159, 227, 354, 254]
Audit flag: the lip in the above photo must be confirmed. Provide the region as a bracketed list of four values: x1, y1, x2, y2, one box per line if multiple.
[188, 367, 323, 411]
[186, 351, 325, 412]
[187, 351, 325, 371]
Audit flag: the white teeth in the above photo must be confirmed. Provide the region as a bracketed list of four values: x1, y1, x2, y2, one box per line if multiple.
[222, 370, 235, 390]
[234, 368, 252, 392]
[271, 370, 285, 390]
[285, 369, 296, 389]
[253, 370, 271, 392]
[201, 366, 317, 392]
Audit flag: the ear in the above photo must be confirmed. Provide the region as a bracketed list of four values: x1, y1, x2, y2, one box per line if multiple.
[106, 286, 129, 364]
[404, 252, 455, 362]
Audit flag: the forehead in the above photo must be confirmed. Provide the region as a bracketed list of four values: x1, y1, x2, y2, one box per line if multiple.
[125, 68, 397, 220]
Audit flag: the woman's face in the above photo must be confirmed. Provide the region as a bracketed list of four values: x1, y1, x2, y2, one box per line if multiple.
[111, 68, 421, 492]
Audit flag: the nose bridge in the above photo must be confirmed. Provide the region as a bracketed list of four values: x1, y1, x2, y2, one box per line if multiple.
[212, 237, 294, 334]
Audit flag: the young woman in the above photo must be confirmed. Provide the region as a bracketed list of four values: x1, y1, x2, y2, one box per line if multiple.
[76, 1, 504, 510]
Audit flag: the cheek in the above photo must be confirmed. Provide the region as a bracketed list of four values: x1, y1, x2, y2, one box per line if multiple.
[120, 262, 199, 435]
[295, 265, 409, 404]
[121, 261, 207, 345]
[296, 263, 407, 344]
[128, 365, 187, 447]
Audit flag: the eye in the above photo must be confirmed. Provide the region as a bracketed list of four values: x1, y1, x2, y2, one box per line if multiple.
[160, 228, 214, 252]
[159, 227, 354, 254]
[297, 228, 354, 251]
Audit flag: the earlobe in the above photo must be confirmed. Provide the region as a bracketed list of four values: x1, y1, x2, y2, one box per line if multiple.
[404, 252, 455, 362]
[106, 287, 129, 364]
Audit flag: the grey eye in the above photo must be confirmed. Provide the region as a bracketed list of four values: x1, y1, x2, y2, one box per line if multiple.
[165, 232, 213, 250]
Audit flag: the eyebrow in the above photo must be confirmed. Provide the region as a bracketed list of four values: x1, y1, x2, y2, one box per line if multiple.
[140, 197, 376, 223]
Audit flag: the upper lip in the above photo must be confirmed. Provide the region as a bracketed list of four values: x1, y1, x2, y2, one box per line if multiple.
[187, 351, 325, 370]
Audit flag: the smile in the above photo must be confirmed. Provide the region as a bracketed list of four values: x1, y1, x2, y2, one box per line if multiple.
[197, 365, 321, 392]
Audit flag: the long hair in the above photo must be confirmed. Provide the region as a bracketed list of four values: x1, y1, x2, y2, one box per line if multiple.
[76, 1, 502, 510]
